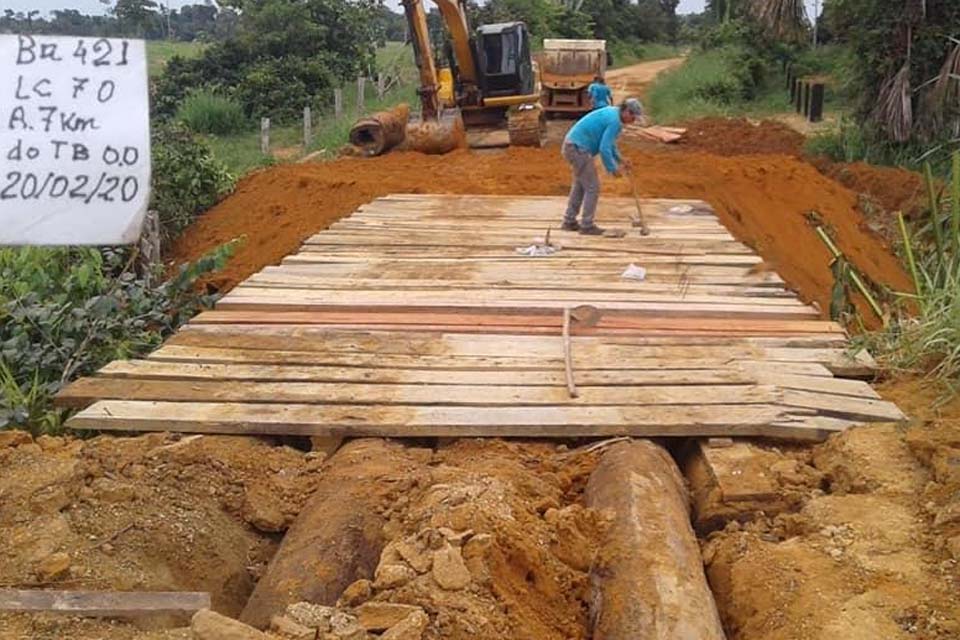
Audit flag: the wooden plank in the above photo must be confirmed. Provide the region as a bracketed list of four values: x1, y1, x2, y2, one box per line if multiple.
[56, 378, 783, 410]
[782, 389, 906, 422]
[221, 285, 816, 307]
[145, 343, 863, 373]
[66, 400, 831, 441]
[173, 325, 847, 348]
[95, 359, 761, 386]
[245, 275, 793, 298]
[214, 295, 819, 320]
[0, 590, 211, 617]
[757, 373, 881, 399]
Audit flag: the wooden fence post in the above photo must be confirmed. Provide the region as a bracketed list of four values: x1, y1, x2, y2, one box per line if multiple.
[809, 83, 825, 123]
[303, 106, 312, 150]
[377, 73, 386, 100]
[356, 76, 366, 115]
[260, 117, 270, 155]
[334, 88, 343, 119]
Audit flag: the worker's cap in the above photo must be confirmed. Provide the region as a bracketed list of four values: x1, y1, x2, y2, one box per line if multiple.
[622, 98, 644, 116]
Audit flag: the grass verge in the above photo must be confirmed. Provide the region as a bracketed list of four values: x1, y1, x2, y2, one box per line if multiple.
[645, 46, 788, 122]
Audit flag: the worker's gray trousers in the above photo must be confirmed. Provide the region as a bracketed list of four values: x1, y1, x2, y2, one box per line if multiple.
[562, 142, 600, 229]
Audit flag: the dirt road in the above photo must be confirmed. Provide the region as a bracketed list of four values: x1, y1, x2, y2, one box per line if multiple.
[605, 56, 685, 103]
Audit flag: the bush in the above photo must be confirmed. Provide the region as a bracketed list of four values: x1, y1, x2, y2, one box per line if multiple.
[0, 242, 238, 434]
[151, 124, 235, 242]
[176, 90, 248, 135]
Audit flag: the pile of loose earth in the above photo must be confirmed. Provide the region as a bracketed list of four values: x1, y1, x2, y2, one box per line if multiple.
[690, 378, 960, 639]
[0, 431, 322, 639]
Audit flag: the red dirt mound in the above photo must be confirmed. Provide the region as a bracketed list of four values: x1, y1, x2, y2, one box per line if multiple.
[678, 118, 806, 157]
[168, 144, 911, 327]
[819, 160, 927, 219]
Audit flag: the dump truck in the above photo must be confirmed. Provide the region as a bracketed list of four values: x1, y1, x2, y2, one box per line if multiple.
[539, 39, 608, 117]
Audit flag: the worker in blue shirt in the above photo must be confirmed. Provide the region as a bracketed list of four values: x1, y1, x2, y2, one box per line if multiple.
[561, 98, 643, 235]
[587, 76, 613, 110]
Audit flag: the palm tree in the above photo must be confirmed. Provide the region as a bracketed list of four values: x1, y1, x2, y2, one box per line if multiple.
[746, 0, 808, 42]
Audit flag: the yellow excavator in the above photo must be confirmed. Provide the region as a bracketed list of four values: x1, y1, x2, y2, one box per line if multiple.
[401, 0, 546, 146]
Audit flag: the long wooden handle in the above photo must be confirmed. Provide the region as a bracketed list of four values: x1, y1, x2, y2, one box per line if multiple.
[563, 307, 578, 398]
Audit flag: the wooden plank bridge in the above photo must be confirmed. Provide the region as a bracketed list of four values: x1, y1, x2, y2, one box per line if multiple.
[58, 194, 904, 441]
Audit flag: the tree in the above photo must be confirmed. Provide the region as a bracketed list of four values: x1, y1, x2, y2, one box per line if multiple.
[154, 0, 382, 120]
[825, 0, 960, 142]
[111, 0, 159, 36]
[658, 0, 680, 44]
[747, 0, 808, 42]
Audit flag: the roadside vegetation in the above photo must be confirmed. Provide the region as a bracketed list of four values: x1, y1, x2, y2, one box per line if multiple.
[858, 153, 960, 388]
[146, 40, 206, 77]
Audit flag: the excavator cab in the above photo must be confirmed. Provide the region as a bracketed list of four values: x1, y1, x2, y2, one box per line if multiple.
[475, 23, 536, 98]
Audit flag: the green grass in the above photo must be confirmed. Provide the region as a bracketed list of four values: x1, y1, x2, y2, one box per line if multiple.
[177, 90, 248, 135]
[645, 43, 861, 124]
[146, 40, 206, 78]
[857, 153, 960, 388]
[645, 46, 786, 122]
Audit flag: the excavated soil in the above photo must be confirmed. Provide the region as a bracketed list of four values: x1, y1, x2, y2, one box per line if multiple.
[701, 377, 960, 639]
[351, 439, 603, 639]
[677, 117, 806, 157]
[0, 435, 603, 639]
[0, 432, 322, 639]
[169, 125, 914, 326]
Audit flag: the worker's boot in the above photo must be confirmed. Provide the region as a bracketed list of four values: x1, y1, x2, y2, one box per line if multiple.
[579, 224, 606, 236]
[561, 220, 580, 231]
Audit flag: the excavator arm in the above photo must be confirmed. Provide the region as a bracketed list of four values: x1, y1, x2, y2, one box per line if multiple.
[401, 0, 481, 119]
[401, 0, 441, 118]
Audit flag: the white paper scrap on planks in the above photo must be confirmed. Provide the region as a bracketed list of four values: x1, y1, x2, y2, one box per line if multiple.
[0, 34, 151, 245]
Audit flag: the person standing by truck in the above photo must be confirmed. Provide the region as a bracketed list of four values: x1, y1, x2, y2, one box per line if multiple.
[561, 98, 644, 235]
[587, 76, 613, 110]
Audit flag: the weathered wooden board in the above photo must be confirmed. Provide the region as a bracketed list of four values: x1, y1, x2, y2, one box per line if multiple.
[0, 590, 211, 617]
[60, 195, 902, 442]
[68, 400, 835, 441]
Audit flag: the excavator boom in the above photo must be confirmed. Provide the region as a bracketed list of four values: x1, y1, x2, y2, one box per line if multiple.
[401, 0, 440, 118]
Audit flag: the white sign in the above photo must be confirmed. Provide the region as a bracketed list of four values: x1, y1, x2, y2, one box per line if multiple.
[0, 34, 151, 245]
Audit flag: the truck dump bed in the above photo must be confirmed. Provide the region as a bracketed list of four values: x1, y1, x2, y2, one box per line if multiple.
[538, 39, 607, 115]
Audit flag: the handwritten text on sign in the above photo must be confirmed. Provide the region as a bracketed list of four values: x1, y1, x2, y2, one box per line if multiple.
[0, 35, 150, 245]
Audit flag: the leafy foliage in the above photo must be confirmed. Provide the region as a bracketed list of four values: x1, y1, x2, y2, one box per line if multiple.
[0, 242, 238, 434]
[824, 0, 960, 143]
[151, 124, 236, 242]
[153, 0, 381, 121]
[861, 152, 960, 385]
[177, 90, 249, 135]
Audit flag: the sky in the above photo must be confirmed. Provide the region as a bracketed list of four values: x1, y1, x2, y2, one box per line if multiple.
[3, 0, 823, 19]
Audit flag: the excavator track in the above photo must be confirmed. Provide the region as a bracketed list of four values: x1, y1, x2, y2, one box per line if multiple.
[507, 106, 546, 147]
